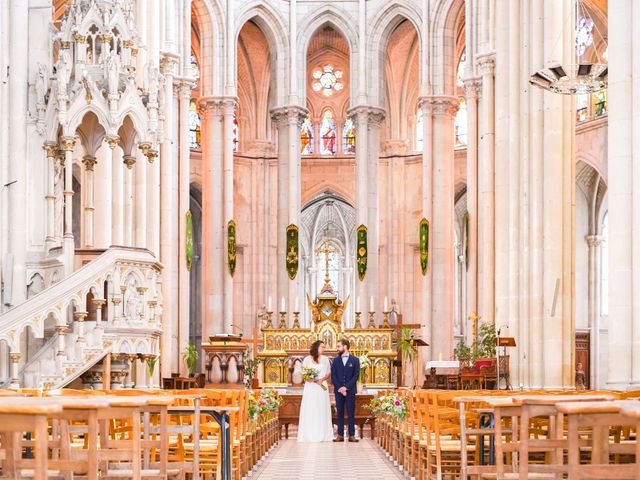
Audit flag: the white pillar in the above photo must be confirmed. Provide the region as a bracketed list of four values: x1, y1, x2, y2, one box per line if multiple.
[123, 155, 135, 246]
[586, 235, 602, 388]
[134, 150, 147, 248]
[61, 137, 76, 274]
[9, 352, 20, 389]
[108, 136, 124, 245]
[82, 155, 97, 248]
[178, 82, 191, 350]
[222, 98, 237, 333]
[44, 143, 58, 251]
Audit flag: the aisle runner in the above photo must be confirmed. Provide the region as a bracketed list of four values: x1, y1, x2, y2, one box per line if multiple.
[254, 438, 403, 480]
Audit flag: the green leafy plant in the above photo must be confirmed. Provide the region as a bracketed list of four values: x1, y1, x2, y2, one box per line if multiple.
[453, 339, 472, 360]
[397, 327, 418, 387]
[475, 322, 497, 358]
[146, 355, 157, 379]
[243, 348, 260, 389]
[181, 343, 199, 376]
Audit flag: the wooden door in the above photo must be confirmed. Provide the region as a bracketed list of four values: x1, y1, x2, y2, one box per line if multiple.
[575, 332, 590, 389]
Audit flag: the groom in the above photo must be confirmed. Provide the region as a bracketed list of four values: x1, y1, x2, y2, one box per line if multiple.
[331, 338, 360, 442]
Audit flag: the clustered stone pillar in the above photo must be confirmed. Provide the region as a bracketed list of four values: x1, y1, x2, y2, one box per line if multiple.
[61, 136, 76, 274]
[222, 98, 238, 333]
[585, 235, 602, 388]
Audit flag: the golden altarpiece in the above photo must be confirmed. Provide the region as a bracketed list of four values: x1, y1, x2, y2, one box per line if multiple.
[258, 243, 396, 388]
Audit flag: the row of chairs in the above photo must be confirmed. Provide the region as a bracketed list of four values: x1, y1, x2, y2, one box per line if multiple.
[0, 387, 280, 480]
[373, 389, 640, 480]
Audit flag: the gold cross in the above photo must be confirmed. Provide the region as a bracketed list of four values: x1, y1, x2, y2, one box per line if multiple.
[468, 310, 481, 342]
[315, 239, 339, 286]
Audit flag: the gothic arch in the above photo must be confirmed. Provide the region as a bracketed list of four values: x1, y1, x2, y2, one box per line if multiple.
[431, 0, 466, 96]
[192, 0, 224, 96]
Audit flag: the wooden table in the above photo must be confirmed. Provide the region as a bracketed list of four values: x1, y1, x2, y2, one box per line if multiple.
[619, 402, 640, 480]
[0, 399, 62, 480]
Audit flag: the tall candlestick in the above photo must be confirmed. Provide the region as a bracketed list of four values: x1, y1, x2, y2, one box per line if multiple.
[267, 296, 272, 312]
[384, 296, 388, 312]
[281, 296, 286, 313]
[369, 296, 374, 312]
[294, 296, 299, 312]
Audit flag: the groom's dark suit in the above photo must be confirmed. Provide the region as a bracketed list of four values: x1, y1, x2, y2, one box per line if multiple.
[331, 353, 360, 438]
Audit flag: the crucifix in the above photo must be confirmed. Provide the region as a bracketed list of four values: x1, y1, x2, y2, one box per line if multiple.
[315, 238, 339, 289]
[468, 310, 481, 343]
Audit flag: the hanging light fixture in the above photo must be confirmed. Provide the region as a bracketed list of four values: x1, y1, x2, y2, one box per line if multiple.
[530, 0, 608, 95]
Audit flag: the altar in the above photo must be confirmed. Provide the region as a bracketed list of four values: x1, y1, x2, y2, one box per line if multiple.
[257, 242, 396, 388]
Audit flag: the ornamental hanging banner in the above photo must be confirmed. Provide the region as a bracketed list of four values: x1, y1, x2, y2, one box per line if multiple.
[419, 218, 429, 275]
[356, 224, 368, 281]
[228, 219, 237, 276]
[186, 210, 194, 271]
[286, 224, 299, 280]
[463, 211, 470, 272]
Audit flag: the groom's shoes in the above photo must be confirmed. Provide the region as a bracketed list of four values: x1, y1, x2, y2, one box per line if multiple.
[348, 436, 359, 443]
[333, 436, 344, 442]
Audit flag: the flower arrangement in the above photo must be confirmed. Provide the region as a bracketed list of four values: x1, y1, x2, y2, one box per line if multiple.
[358, 354, 371, 382]
[243, 348, 260, 389]
[249, 389, 283, 420]
[368, 392, 408, 421]
[301, 365, 327, 390]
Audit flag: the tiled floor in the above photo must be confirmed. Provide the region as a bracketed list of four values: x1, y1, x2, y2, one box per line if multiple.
[252, 438, 404, 480]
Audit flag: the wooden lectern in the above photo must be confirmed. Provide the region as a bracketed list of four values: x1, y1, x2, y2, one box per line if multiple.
[496, 336, 516, 390]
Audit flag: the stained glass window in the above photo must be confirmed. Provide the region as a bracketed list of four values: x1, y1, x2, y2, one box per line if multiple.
[190, 52, 200, 90]
[416, 109, 424, 150]
[576, 93, 589, 122]
[342, 116, 356, 153]
[593, 89, 607, 117]
[454, 98, 467, 146]
[233, 113, 239, 152]
[319, 110, 337, 155]
[575, 16, 594, 57]
[300, 115, 313, 154]
[188, 99, 201, 149]
[457, 51, 466, 87]
[312, 65, 344, 97]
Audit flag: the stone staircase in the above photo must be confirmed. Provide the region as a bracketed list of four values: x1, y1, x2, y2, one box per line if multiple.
[0, 247, 163, 389]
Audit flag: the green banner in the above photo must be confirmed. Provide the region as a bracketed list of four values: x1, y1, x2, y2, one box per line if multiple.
[228, 219, 237, 276]
[186, 210, 193, 271]
[286, 224, 299, 280]
[463, 211, 470, 271]
[357, 225, 367, 281]
[420, 218, 429, 275]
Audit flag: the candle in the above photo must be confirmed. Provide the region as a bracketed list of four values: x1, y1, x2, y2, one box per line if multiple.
[438, 352, 442, 361]
[267, 296, 272, 312]
[295, 296, 299, 312]
[369, 296, 374, 312]
[384, 296, 388, 312]
[281, 296, 286, 313]
[356, 296, 361, 313]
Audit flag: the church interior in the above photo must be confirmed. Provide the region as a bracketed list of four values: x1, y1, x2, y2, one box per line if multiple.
[2, 0, 640, 479]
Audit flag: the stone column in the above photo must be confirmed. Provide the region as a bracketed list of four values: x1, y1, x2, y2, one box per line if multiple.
[107, 135, 123, 245]
[74, 311, 88, 344]
[586, 235, 603, 388]
[200, 98, 224, 336]
[43, 142, 58, 251]
[134, 150, 147, 248]
[61, 137, 76, 273]
[82, 155, 97, 248]
[9, 352, 20, 388]
[178, 81, 191, 355]
[222, 98, 238, 333]
[123, 155, 136, 246]
[55, 325, 67, 357]
[429, 97, 458, 360]
[93, 299, 106, 330]
[463, 79, 481, 317]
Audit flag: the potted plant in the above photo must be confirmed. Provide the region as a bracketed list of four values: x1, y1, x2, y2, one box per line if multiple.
[181, 343, 199, 377]
[453, 338, 472, 361]
[243, 348, 260, 389]
[475, 322, 497, 359]
[397, 327, 418, 388]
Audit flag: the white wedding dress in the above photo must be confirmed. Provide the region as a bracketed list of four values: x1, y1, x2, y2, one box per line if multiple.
[297, 355, 334, 442]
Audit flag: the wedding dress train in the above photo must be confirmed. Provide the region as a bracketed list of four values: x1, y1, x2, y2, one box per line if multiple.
[297, 355, 334, 442]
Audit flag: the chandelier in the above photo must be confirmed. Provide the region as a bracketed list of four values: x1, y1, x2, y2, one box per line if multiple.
[530, 0, 607, 95]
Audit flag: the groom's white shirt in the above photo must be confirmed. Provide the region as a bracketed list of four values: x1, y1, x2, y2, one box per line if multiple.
[341, 353, 349, 366]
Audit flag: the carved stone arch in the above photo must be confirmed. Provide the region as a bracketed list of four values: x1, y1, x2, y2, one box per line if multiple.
[65, 105, 112, 139]
[192, 0, 224, 96]
[76, 112, 107, 157]
[431, 0, 466, 96]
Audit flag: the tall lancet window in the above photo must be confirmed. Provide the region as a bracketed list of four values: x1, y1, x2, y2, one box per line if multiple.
[301, 115, 313, 154]
[188, 99, 201, 150]
[320, 110, 337, 155]
[416, 108, 424, 150]
[454, 98, 468, 146]
[342, 116, 356, 153]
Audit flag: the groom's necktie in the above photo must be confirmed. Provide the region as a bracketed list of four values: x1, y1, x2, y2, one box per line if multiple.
[342, 354, 349, 366]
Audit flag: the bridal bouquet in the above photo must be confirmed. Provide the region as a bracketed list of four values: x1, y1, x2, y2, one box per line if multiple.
[368, 393, 408, 421]
[301, 366, 328, 390]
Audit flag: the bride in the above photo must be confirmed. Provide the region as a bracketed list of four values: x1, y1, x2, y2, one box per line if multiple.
[297, 340, 334, 442]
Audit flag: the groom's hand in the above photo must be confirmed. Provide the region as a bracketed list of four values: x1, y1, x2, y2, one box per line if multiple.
[338, 386, 347, 396]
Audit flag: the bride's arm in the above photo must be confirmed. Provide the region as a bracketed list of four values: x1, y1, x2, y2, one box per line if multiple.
[318, 356, 331, 382]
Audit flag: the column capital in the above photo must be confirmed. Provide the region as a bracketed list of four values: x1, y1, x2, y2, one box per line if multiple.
[93, 299, 107, 308]
[476, 52, 496, 76]
[160, 53, 180, 76]
[105, 135, 120, 150]
[347, 105, 386, 125]
[418, 95, 459, 117]
[585, 234, 603, 247]
[221, 96, 239, 115]
[9, 352, 20, 363]
[198, 96, 225, 118]
[462, 78, 482, 100]
[123, 155, 136, 169]
[43, 141, 59, 158]
[74, 311, 88, 321]
[82, 155, 97, 171]
[178, 81, 193, 100]
[60, 136, 76, 151]
[270, 104, 308, 127]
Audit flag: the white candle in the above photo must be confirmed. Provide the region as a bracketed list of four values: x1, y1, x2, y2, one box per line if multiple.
[267, 296, 272, 312]
[369, 296, 374, 312]
[295, 296, 299, 312]
[356, 296, 361, 313]
[281, 296, 286, 313]
[384, 296, 388, 312]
